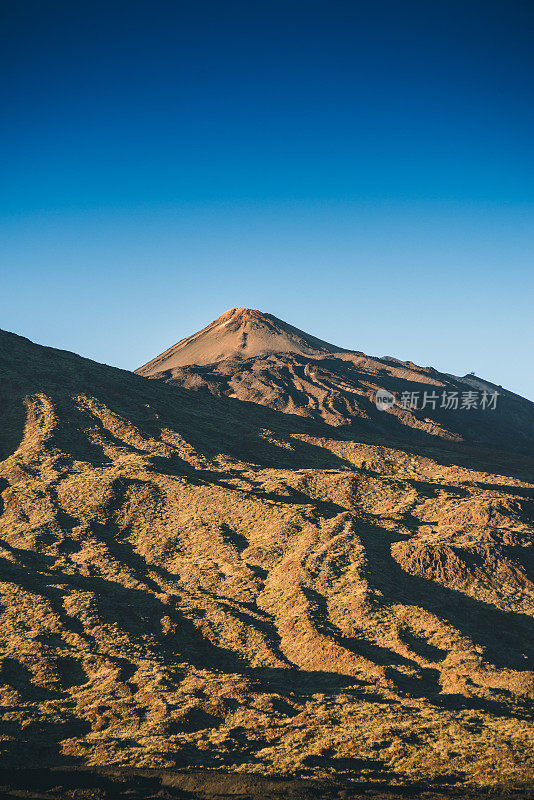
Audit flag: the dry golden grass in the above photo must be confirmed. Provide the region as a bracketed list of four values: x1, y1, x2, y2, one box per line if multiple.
[0, 327, 533, 793]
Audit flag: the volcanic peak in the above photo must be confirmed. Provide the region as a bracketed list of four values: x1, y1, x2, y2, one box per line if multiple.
[136, 307, 344, 374]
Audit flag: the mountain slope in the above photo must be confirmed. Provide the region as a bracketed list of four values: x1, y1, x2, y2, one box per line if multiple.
[0, 327, 533, 790]
[136, 309, 534, 456]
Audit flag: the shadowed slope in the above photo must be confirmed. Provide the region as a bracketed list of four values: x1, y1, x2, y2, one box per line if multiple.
[0, 327, 533, 789]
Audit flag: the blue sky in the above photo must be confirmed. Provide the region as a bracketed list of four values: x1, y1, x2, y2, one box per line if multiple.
[1, 1, 533, 398]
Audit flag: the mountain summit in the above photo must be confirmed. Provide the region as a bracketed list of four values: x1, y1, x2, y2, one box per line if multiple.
[137, 307, 344, 374]
[136, 309, 534, 455]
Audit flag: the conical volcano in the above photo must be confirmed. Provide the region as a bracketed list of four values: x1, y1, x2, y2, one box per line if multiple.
[137, 307, 344, 374]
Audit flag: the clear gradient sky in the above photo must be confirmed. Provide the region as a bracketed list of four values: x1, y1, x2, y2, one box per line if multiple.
[1, 1, 533, 399]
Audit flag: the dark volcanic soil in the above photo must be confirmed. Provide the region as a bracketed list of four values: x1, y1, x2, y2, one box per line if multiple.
[1, 768, 532, 800]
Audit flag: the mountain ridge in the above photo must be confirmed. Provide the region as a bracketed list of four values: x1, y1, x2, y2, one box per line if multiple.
[136, 310, 534, 456]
